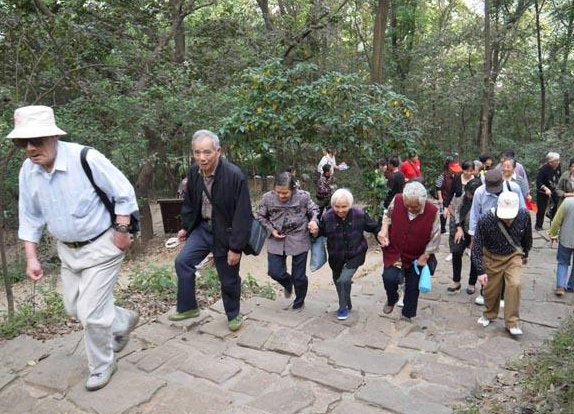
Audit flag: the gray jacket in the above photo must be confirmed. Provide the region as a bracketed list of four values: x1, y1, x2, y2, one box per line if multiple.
[256, 190, 319, 256]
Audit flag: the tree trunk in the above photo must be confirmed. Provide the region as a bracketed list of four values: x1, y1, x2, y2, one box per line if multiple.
[560, 2, 574, 126]
[534, 0, 546, 134]
[135, 161, 155, 245]
[256, 0, 274, 32]
[478, 0, 491, 152]
[371, 0, 390, 84]
[0, 150, 15, 316]
[173, 15, 186, 63]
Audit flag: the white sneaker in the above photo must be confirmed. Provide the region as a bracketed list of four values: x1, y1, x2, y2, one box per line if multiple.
[397, 295, 404, 308]
[475, 295, 485, 306]
[445, 253, 453, 262]
[477, 316, 491, 327]
[85, 362, 117, 391]
[113, 311, 140, 353]
[507, 326, 523, 336]
[500, 300, 505, 308]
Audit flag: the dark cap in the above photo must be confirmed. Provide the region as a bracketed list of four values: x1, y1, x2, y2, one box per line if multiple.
[484, 169, 503, 193]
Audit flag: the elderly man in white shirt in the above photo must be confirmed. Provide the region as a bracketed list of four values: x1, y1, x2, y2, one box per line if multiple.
[8, 105, 139, 391]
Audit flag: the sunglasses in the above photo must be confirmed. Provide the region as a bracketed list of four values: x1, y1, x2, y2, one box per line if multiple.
[13, 137, 47, 148]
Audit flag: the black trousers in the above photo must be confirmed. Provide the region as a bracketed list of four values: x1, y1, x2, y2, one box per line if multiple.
[175, 221, 241, 320]
[382, 255, 437, 318]
[450, 232, 478, 285]
[536, 193, 558, 228]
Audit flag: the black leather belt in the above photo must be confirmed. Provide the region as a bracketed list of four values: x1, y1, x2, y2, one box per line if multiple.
[62, 228, 109, 249]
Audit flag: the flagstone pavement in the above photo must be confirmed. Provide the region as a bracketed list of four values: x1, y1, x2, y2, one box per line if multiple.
[1, 232, 573, 414]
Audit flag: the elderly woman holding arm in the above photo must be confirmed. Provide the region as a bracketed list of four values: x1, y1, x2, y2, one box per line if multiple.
[313, 189, 381, 321]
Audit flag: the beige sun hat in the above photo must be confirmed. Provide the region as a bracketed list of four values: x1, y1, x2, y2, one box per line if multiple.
[6, 105, 67, 139]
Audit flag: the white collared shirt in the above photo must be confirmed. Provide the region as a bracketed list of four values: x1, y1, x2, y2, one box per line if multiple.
[18, 141, 138, 243]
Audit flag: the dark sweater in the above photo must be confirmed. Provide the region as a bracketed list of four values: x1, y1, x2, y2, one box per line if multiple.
[319, 207, 380, 274]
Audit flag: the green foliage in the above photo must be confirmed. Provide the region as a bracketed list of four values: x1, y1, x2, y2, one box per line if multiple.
[520, 318, 574, 413]
[221, 60, 419, 175]
[196, 268, 222, 299]
[5, 258, 26, 284]
[363, 168, 389, 217]
[0, 289, 67, 340]
[130, 265, 177, 296]
[242, 273, 276, 301]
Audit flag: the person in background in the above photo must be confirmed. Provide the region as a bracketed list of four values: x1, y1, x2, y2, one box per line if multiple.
[384, 155, 405, 208]
[535, 152, 562, 231]
[257, 172, 319, 309]
[479, 153, 493, 171]
[315, 189, 381, 320]
[473, 192, 532, 336]
[170, 130, 252, 333]
[373, 157, 388, 213]
[285, 166, 301, 190]
[549, 197, 574, 295]
[447, 178, 482, 294]
[495, 149, 529, 190]
[316, 163, 336, 218]
[473, 159, 484, 176]
[443, 160, 477, 263]
[317, 148, 338, 176]
[555, 156, 574, 210]
[435, 155, 462, 234]
[379, 181, 440, 320]
[177, 176, 188, 198]
[400, 149, 422, 182]
[10, 105, 139, 391]
[501, 158, 531, 202]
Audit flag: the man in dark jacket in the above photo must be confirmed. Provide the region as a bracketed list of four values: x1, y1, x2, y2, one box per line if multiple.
[169, 130, 252, 332]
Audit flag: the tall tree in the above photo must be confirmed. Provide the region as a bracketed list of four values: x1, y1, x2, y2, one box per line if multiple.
[534, 0, 547, 134]
[478, 0, 492, 152]
[371, 0, 391, 83]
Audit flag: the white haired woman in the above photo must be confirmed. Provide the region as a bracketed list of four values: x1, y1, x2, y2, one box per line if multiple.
[378, 181, 441, 320]
[313, 189, 381, 320]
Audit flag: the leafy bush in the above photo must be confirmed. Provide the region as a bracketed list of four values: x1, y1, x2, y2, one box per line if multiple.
[0, 289, 68, 340]
[130, 265, 177, 296]
[196, 268, 222, 299]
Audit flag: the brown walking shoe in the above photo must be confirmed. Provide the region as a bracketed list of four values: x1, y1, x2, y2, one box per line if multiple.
[383, 303, 394, 314]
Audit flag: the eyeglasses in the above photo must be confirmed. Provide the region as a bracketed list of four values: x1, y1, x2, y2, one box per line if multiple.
[13, 137, 46, 148]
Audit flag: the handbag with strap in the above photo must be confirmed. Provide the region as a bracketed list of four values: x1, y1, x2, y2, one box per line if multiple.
[80, 147, 140, 234]
[202, 187, 268, 256]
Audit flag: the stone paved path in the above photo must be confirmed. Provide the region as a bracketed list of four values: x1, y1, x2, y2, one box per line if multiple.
[1, 232, 573, 414]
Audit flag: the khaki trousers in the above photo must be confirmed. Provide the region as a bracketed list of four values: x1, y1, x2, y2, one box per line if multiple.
[57, 229, 132, 375]
[482, 249, 523, 328]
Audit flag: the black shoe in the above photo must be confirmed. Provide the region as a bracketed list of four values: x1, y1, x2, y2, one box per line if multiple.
[534, 226, 543, 231]
[447, 282, 461, 293]
[383, 303, 394, 314]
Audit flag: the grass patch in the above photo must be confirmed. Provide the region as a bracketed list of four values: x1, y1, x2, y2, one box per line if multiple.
[242, 273, 276, 301]
[0, 289, 74, 340]
[130, 265, 177, 297]
[520, 318, 574, 414]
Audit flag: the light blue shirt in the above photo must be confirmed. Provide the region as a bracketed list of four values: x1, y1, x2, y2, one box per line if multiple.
[468, 181, 525, 236]
[18, 141, 138, 243]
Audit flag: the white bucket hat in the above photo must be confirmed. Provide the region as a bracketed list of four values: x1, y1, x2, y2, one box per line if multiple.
[497, 191, 519, 219]
[6, 105, 67, 139]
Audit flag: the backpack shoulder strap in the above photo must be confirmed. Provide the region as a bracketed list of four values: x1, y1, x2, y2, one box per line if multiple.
[80, 147, 114, 219]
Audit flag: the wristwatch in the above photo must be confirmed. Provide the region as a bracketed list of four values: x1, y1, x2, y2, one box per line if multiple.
[114, 223, 131, 233]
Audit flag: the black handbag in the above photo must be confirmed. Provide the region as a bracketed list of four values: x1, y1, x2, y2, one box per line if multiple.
[80, 147, 140, 234]
[202, 188, 268, 256]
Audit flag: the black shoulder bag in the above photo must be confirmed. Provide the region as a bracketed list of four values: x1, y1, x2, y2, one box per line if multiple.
[202, 187, 268, 256]
[80, 147, 140, 234]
